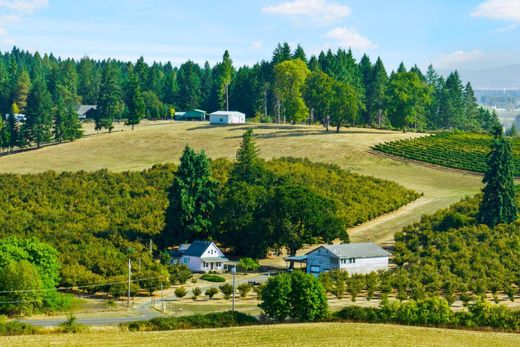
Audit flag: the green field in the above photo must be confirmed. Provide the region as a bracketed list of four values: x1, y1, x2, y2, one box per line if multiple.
[373, 132, 520, 176]
[2, 323, 519, 347]
[0, 121, 482, 244]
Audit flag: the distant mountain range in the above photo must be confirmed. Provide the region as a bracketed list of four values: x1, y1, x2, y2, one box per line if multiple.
[440, 64, 520, 90]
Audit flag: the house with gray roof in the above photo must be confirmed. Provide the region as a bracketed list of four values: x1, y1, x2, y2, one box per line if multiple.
[304, 242, 390, 275]
[173, 240, 230, 273]
[76, 105, 97, 120]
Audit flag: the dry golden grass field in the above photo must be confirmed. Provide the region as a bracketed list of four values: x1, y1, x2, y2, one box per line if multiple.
[3, 323, 519, 347]
[0, 121, 482, 244]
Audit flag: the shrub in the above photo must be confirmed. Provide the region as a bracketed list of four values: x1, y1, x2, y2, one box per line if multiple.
[174, 287, 187, 299]
[169, 264, 193, 285]
[238, 258, 260, 272]
[259, 273, 292, 321]
[289, 271, 328, 322]
[0, 321, 40, 336]
[205, 287, 218, 299]
[200, 274, 225, 283]
[219, 284, 234, 300]
[59, 314, 87, 333]
[192, 287, 202, 300]
[124, 311, 258, 331]
[237, 283, 252, 298]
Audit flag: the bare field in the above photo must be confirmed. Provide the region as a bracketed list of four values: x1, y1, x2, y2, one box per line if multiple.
[3, 323, 519, 347]
[0, 121, 482, 243]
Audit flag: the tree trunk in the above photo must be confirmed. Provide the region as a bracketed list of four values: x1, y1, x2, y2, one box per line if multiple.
[336, 122, 341, 133]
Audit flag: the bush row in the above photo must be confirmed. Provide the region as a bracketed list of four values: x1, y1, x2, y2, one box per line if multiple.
[334, 298, 520, 331]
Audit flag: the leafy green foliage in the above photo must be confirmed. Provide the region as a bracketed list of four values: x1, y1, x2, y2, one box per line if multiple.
[374, 132, 520, 176]
[237, 283, 252, 298]
[174, 287, 187, 299]
[238, 258, 260, 272]
[219, 283, 234, 300]
[165, 146, 216, 244]
[125, 311, 258, 332]
[260, 271, 328, 322]
[191, 287, 202, 299]
[200, 274, 225, 283]
[0, 260, 43, 316]
[205, 287, 219, 299]
[478, 134, 518, 226]
[168, 264, 192, 285]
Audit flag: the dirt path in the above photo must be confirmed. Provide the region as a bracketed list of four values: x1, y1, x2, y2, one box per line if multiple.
[348, 197, 433, 246]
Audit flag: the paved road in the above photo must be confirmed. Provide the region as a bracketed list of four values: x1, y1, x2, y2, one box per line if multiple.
[20, 273, 272, 327]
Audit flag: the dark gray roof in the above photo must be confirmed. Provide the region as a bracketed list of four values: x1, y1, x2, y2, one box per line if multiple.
[308, 243, 390, 259]
[184, 240, 213, 257]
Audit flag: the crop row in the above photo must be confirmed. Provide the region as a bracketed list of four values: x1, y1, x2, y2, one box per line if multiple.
[373, 133, 520, 176]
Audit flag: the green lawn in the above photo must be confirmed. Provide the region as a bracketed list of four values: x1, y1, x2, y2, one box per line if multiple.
[2, 322, 518, 347]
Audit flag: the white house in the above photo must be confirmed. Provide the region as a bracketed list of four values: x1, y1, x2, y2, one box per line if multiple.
[209, 111, 246, 124]
[305, 242, 390, 275]
[177, 240, 230, 273]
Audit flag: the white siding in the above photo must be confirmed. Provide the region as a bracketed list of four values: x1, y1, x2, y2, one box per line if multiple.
[200, 243, 224, 258]
[338, 256, 388, 274]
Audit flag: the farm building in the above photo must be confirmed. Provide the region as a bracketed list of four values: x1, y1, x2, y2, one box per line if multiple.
[175, 109, 207, 121]
[287, 242, 390, 275]
[209, 111, 246, 124]
[76, 105, 97, 120]
[170, 241, 230, 273]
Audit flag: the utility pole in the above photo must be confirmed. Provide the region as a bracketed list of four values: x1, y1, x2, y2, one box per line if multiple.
[161, 282, 165, 313]
[127, 259, 132, 309]
[264, 85, 268, 117]
[226, 83, 229, 111]
[231, 264, 236, 311]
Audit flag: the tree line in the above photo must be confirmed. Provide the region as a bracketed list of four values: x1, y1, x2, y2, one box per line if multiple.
[0, 44, 498, 150]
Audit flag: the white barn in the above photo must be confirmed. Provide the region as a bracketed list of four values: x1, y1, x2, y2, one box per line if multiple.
[209, 111, 246, 124]
[179, 240, 230, 273]
[305, 242, 390, 275]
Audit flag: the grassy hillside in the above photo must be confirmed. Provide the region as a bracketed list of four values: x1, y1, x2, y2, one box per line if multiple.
[2, 323, 519, 347]
[0, 121, 483, 244]
[373, 132, 520, 176]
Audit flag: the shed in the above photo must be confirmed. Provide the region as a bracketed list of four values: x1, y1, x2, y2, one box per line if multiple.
[305, 242, 390, 275]
[209, 111, 246, 124]
[175, 109, 207, 121]
[76, 105, 97, 120]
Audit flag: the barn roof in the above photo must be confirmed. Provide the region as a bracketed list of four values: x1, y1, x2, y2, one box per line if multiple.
[210, 111, 245, 117]
[308, 243, 390, 259]
[77, 105, 97, 115]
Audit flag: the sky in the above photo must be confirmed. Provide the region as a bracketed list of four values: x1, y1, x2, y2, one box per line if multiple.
[0, 0, 519, 71]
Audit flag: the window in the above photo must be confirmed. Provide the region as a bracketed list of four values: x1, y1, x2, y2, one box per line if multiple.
[348, 258, 356, 264]
[183, 257, 189, 264]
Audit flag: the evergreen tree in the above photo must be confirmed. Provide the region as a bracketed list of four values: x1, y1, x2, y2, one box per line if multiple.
[165, 146, 216, 244]
[77, 57, 100, 104]
[14, 70, 31, 113]
[96, 63, 124, 133]
[176, 61, 202, 110]
[370, 57, 388, 127]
[126, 73, 145, 129]
[272, 42, 292, 66]
[478, 130, 518, 227]
[292, 44, 307, 63]
[216, 50, 234, 110]
[25, 78, 53, 147]
[230, 129, 264, 183]
[358, 54, 373, 123]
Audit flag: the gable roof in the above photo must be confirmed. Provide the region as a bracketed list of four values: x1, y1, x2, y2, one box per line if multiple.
[307, 243, 390, 259]
[77, 105, 97, 115]
[184, 240, 213, 257]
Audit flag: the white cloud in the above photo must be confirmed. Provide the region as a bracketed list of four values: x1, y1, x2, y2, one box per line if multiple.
[0, 27, 7, 36]
[261, 0, 351, 25]
[0, 0, 48, 14]
[435, 49, 486, 69]
[472, 0, 520, 22]
[323, 27, 376, 51]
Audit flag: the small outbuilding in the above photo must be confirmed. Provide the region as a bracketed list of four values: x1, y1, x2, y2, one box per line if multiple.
[209, 111, 246, 124]
[305, 242, 390, 275]
[76, 105, 97, 120]
[175, 109, 207, 121]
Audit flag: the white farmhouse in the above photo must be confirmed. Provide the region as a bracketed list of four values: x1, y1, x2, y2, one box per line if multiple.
[179, 240, 230, 273]
[305, 242, 390, 275]
[209, 111, 246, 124]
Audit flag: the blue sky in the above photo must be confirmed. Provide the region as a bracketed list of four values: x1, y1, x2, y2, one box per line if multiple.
[0, 0, 519, 71]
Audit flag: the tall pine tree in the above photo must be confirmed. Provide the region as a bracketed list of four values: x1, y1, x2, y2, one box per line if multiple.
[478, 129, 518, 227]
